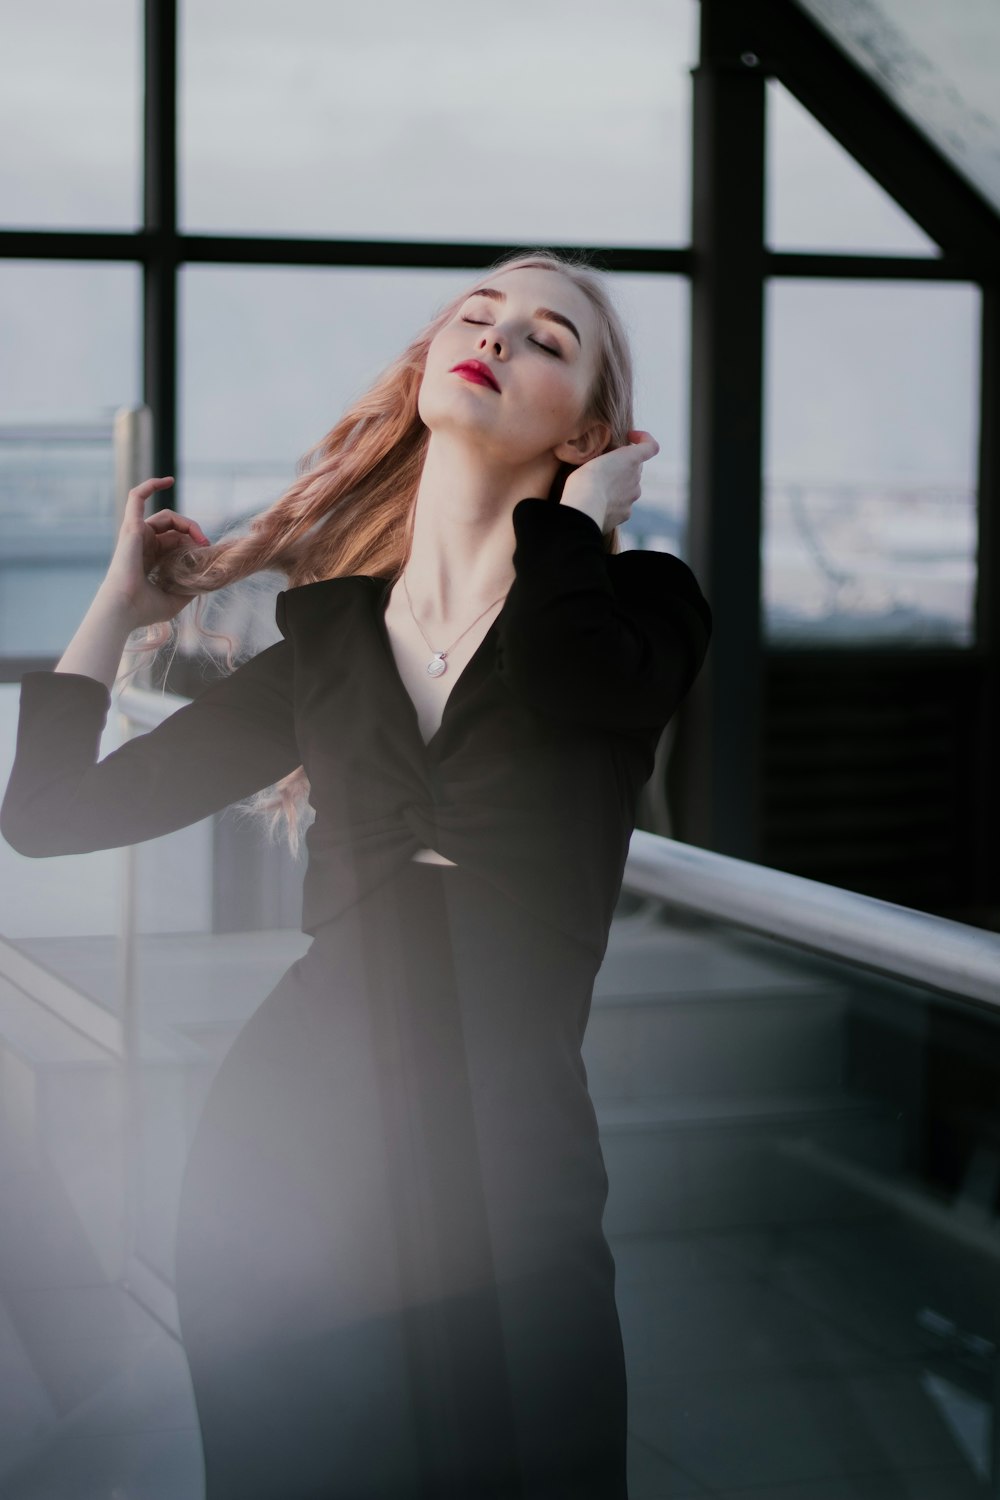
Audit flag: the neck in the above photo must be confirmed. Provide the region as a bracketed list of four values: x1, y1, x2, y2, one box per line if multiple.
[401, 432, 558, 623]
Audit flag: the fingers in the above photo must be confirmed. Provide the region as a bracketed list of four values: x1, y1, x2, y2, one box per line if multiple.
[128, 476, 174, 516]
[145, 510, 212, 545]
[627, 429, 660, 459]
[128, 477, 211, 545]
[124, 476, 173, 535]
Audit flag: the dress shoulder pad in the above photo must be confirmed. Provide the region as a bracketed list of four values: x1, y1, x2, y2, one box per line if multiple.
[274, 577, 358, 639]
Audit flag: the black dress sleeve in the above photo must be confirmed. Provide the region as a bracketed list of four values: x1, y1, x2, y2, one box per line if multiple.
[496, 497, 713, 733]
[0, 636, 300, 858]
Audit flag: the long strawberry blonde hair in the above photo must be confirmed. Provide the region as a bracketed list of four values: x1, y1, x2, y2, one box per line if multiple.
[119, 247, 636, 857]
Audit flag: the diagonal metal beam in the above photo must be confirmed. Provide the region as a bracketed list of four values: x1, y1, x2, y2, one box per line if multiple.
[759, 0, 1000, 266]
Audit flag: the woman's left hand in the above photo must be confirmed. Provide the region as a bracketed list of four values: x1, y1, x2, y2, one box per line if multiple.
[559, 430, 660, 533]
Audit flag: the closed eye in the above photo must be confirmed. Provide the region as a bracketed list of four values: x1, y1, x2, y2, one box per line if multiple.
[461, 316, 561, 357]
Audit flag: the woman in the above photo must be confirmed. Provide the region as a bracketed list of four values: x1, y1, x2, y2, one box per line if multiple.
[2, 249, 712, 1499]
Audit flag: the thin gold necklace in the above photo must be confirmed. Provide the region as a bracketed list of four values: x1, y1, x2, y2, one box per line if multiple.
[400, 571, 511, 678]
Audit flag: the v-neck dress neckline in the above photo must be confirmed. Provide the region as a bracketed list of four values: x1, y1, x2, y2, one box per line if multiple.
[368, 575, 510, 756]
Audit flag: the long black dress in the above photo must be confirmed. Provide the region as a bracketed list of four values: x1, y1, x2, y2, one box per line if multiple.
[1, 497, 713, 1498]
[174, 855, 624, 1499]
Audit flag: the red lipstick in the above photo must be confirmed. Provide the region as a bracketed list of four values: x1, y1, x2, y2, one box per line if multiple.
[451, 360, 501, 392]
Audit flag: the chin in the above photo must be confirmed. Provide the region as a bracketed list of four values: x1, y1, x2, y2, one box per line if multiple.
[417, 376, 471, 429]
[421, 389, 501, 440]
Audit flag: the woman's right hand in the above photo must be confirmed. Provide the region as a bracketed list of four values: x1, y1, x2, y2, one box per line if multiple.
[98, 477, 212, 627]
[559, 430, 660, 534]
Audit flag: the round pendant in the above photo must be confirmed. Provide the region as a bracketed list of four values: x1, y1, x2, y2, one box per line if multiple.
[426, 654, 447, 677]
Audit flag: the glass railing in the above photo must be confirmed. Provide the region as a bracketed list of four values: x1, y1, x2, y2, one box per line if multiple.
[3, 757, 997, 1495]
[596, 875, 999, 1496]
[0, 674, 310, 1496]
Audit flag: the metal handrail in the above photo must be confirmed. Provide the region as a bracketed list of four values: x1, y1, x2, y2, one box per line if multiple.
[625, 829, 1000, 1011]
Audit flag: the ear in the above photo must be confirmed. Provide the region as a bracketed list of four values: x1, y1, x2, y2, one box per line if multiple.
[553, 418, 612, 466]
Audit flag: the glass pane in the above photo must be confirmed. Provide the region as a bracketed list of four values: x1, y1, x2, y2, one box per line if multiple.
[179, 263, 690, 553]
[767, 78, 940, 256]
[0, 262, 141, 659]
[797, 0, 1000, 219]
[615, 275, 691, 561]
[0, 683, 307, 1488]
[0, 684, 122, 938]
[0, 1, 142, 231]
[128, 848, 310, 1290]
[596, 894, 999, 1495]
[180, 0, 697, 246]
[763, 279, 980, 647]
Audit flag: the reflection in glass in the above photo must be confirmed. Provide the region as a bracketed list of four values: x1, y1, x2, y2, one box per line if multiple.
[599, 902, 1000, 1493]
[763, 279, 980, 646]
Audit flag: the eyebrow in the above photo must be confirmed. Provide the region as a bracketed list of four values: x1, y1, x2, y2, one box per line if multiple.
[466, 286, 582, 347]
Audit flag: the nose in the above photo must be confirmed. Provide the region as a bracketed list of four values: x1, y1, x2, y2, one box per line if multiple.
[478, 329, 503, 357]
